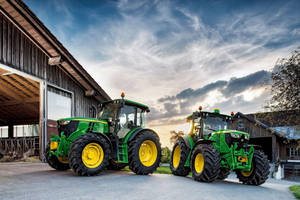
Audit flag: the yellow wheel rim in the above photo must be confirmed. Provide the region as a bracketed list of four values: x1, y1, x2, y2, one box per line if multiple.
[173, 145, 181, 168]
[241, 168, 253, 177]
[139, 140, 158, 167]
[58, 157, 68, 164]
[194, 153, 205, 173]
[81, 143, 104, 168]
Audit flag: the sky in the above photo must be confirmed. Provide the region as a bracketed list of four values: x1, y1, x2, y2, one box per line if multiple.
[24, 0, 300, 147]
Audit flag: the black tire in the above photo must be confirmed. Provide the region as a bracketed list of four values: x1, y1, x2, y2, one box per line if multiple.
[170, 138, 190, 176]
[236, 150, 270, 185]
[128, 130, 161, 175]
[68, 133, 111, 176]
[107, 160, 127, 170]
[45, 143, 70, 171]
[218, 168, 230, 180]
[191, 144, 221, 182]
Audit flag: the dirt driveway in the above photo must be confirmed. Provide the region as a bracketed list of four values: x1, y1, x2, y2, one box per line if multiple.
[0, 162, 296, 200]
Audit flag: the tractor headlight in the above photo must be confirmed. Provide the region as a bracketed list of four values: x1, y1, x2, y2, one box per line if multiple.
[244, 134, 250, 140]
[230, 133, 241, 138]
[59, 120, 71, 125]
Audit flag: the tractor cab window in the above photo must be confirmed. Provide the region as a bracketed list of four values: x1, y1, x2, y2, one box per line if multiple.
[119, 105, 136, 128]
[98, 103, 119, 121]
[137, 108, 146, 127]
[188, 118, 201, 135]
[203, 116, 228, 136]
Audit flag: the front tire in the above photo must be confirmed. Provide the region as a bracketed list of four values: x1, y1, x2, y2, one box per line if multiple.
[128, 130, 161, 175]
[170, 138, 190, 176]
[191, 144, 221, 182]
[45, 143, 70, 171]
[218, 168, 230, 180]
[68, 133, 110, 176]
[236, 150, 270, 185]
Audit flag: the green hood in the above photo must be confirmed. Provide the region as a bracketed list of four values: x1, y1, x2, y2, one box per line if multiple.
[212, 129, 249, 136]
[58, 117, 108, 125]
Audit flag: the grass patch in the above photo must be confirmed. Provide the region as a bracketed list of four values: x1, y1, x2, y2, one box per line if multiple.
[289, 185, 300, 199]
[121, 166, 172, 174]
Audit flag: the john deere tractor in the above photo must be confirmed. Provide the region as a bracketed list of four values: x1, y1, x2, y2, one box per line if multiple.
[170, 107, 269, 185]
[46, 93, 161, 176]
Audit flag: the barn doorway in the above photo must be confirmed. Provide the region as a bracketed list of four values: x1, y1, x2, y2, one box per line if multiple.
[250, 137, 273, 162]
[0, 67, 41, 162]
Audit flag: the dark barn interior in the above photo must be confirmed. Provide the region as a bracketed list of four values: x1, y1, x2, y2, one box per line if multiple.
[0, 67, 40, 160]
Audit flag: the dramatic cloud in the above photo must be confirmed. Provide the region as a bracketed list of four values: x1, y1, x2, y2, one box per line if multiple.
[148, 70, 271, 126]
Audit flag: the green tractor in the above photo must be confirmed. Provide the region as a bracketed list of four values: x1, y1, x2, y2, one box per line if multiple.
[170, 107, 269, 185]
[46, 93, 161, 176]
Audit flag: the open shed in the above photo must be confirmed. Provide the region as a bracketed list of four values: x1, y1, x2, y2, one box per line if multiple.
[0, 0, 110, 161]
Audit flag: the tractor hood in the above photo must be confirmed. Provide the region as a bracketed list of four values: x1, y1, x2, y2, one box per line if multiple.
[57, 117, 109, 136]
[212, 129, 250, 140]
[58, 117, 108, 125]
[212, 129, 249, 135]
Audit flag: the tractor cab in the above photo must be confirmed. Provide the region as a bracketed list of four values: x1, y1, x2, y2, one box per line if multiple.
[98, 94, 149, 138]
[187, 107, 232, 139]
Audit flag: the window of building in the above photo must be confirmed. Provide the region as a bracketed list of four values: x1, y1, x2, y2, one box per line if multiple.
[47, 90, 72, 120]
[237, 119, 245, 131]
[0, 126, 8, 138]
[287, 147, 300, 158]
[13, 125, 39, 137]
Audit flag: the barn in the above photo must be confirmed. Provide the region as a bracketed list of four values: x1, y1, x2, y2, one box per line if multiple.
[0, 0, 110, 161]
[231, 110, 300, 180]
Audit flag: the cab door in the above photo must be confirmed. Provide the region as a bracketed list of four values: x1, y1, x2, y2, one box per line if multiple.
[117, 105, 136, 138]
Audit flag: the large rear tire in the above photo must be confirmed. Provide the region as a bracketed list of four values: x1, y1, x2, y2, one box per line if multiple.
[191, 144, 221, 182]
[128, 130, 161, 175]
[45, 143, 70, 171]
[170, 138, 190, 176]
[236, 150, 270, 185]
[68, 133, 110, 176]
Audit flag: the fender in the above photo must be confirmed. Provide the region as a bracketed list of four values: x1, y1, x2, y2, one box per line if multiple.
[180, 135, 191, 150]
[90, 131, 113, 151]
[194, 139, 213, 147]
[127, 128, 159, 143]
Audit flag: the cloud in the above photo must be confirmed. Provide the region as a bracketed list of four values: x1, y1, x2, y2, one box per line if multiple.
[149, 70, 271, 125]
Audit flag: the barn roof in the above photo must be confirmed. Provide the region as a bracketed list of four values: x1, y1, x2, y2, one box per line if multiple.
[0, 0, 111, 102]
[234, 112, 300, 140]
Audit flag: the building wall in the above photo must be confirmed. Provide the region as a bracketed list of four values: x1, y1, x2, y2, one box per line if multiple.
[0, 12, 98, 117]
[230, 117, 271, 138]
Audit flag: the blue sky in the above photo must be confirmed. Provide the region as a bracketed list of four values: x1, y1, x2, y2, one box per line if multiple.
[24, 0, 300, 146]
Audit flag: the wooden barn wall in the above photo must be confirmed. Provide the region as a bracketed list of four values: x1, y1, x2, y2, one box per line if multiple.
[0, 12, 98, 117]
[231, 118, 272, 138]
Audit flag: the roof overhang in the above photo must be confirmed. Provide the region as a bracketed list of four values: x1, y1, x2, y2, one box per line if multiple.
[0, 0, 111, 102]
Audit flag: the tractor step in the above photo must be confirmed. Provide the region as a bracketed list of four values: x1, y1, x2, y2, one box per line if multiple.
[117, 143, 128, 163]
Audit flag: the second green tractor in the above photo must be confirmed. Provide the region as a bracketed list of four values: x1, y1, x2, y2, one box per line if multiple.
[170, 107, 269, 185]
[46, 93, 161, 176]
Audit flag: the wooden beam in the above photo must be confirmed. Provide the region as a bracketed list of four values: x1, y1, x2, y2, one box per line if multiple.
[1, 75, 33, 97]
[0, 68, 9, 75]
[0, 97, 39, 106]
[0, 82, 24, 100]
[6, 74, 39, 96]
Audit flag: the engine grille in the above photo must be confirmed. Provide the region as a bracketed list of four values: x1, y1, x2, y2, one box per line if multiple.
[58, 121, 79, 137]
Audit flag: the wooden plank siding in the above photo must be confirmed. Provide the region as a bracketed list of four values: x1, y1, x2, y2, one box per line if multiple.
[0, 12, 98, 117]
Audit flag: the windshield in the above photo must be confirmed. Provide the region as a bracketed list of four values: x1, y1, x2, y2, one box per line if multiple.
[97, 103, 119, 120]
[203, 116, 228, 136]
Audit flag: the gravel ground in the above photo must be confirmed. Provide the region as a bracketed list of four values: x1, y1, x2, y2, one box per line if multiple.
[0, 162, 297, 200]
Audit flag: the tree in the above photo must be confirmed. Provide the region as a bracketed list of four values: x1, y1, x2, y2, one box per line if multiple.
[267, 48, 300, 111]
[161, 147, 171, 163]
[170, 130, 184, 144]
[263, 48, 300, 140]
